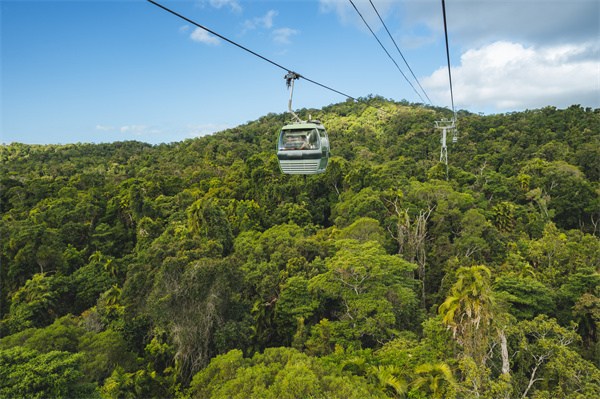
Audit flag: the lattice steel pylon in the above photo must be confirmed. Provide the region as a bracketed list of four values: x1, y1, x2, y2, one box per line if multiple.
[435, 118, 457, 180]
[435, 118, 456, 164]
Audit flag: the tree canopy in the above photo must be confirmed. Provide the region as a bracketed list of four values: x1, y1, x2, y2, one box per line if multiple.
[1, 99, 599, 398]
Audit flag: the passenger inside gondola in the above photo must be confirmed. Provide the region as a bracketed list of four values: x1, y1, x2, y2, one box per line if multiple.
[282, 135, 297, 150]
[298, 135, 308, 149]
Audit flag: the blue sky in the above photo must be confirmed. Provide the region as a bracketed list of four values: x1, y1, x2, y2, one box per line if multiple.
[2, 0, 598, 145]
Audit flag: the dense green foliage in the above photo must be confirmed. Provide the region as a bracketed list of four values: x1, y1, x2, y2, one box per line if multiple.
[1, 97, 599, 398]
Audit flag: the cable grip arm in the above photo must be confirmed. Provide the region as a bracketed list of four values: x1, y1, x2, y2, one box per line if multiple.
[285, 72, 301, 122]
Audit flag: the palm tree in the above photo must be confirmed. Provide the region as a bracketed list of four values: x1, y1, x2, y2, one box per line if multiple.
[492, 201, 516, 232]
[370, 365, 409, 398]
[438, 265, 495, 363]
[101, 366, 136, 398]
[105, 284, 121, 307]
[187, 199, 205, 237]
[412, 362, 456, 399]
[103, 257, 118, 277]
[88, 250, 104, 263]
[342, 359, 408, 398]
[101, 367, 150, 398]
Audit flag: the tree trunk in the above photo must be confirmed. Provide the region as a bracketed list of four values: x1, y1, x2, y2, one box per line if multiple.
[521, 364, 540, 399]
[500, 329, 510, 375]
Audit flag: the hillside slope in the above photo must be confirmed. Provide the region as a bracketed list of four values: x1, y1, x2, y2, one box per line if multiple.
[1, 98, 599, 398]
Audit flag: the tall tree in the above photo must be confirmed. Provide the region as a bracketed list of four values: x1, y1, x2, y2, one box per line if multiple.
[439, 265, 497, 366]
[309, 239, 417, 347]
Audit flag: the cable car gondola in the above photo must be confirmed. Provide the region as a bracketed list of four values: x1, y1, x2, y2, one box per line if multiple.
[277, 119, 330, 174]
[277, 72, 330, 175]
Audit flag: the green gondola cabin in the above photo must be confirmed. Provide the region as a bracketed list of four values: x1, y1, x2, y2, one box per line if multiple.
[276, 120, 330, 174]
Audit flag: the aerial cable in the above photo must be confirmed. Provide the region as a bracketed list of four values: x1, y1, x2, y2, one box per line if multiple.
[441, 0, 457, 120]
[367, 0, 433, 106]
[146, 0, 389, 114]
[348, 0, 426, 105]
[147, 0, 288, 72]
[436, 0, 458, 178]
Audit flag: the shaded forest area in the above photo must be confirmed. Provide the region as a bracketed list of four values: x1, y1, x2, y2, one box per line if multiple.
[1, 97, 599, 398]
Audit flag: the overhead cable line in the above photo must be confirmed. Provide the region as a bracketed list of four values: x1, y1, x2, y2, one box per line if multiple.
[348, 0, 426, 105]
[146, 0, 389, 114]
[367, 0, 433, 105]
[436, 0, 458, 179]
[441, 0, 457, 119]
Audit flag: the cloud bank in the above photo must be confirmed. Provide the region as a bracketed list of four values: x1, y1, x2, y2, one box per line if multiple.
[319, 0, 599, 112]
[423, 41, 599, 112]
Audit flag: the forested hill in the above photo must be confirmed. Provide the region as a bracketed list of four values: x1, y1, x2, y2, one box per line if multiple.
[1, 97, 599, 398]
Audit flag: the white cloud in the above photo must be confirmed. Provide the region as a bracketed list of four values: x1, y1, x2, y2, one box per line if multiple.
[273, 28, 299, 45]
[188, 123, 234, 137]
[240, 10, 297, 45]
[422, 41, 600, 112]
[257, 10, 277, 29]
[242, 10, 278, 33]
[190, 28, 220, 45]
[120, 125, 160, 136]
[204, 0, 242, 13]
[318, 0, 353, 23]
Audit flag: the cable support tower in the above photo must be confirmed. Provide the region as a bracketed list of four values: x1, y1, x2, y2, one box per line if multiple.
[146, 0, 389, 115]
[367, 0, 433, 106]
[348, 0, 427, 105]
